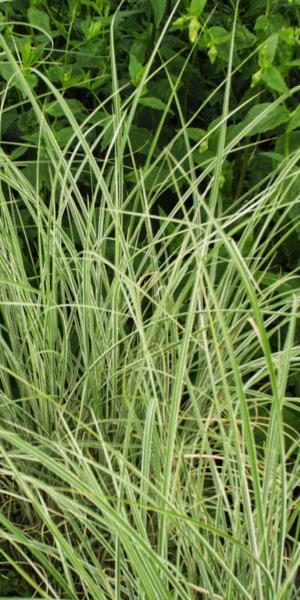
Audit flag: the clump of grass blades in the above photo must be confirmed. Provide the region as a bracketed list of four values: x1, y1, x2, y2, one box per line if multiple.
[0, 6, 299, 600]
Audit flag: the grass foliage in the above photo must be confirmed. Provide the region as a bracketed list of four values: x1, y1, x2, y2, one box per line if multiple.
[0, 2, 299, 598]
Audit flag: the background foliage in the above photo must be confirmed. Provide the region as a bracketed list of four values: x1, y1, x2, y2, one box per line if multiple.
[1, 0, 300, 267]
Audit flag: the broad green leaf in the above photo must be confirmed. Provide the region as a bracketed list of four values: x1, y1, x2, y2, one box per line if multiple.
[208, 26, 231, 45]
[86, 19, 103, 40]
[235, 24, 256, 49]
[129, 39, 146, 63]
[23, 72, 38, 90]
[0, 109, 17, 134]
[172, 15, 191, 30]
[284, 58, 300, 69]
[150, 0, 167, 26]
[258, 34, 279, 68]
[129, 40, 146, 87]
[54, 127, 74, 146]
[255, 15, 271, 37]
[10, 145, 29, 160]
[129, 54, 145, 87]
[27, 8, 51, 34]
[262, 65, 288, 94]
[257, 151, 284, 163]
[243, 103, 289, 135]
[129, 125, 150, 154]
[275, 131, 300, 160]
[287, 105, 300, 132]
[186, 127, 206, 141]
[46, 99, 86, 118]
[280, 26, 295, 46]
[189, 0, 207, 18]
[255, 14, 285, 39]
[138, 96, 173, 114]
[21, 131, 39, 143]
[0, 62, 13, 82]
[0, 63, 38, 91]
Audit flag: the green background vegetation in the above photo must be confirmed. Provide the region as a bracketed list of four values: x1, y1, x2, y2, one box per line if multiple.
[0, 0, 299, 598]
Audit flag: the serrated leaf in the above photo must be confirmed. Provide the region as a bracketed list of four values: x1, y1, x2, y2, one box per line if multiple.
[0, 63, 38, 91]
[288, 106, 300, 133]
[27, 8, 51, 34]
[24, 72, 38, 90]
[0, 62, 14, 84]
[0, 110, 17, 134]
[150, 0, 167, 26]
[54, 127, 74, 146]
[262, 65, 288, 94]
[243, 103, 289, 136]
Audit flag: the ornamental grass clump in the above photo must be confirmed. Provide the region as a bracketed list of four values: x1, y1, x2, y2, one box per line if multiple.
[0, 3, 299, 599]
